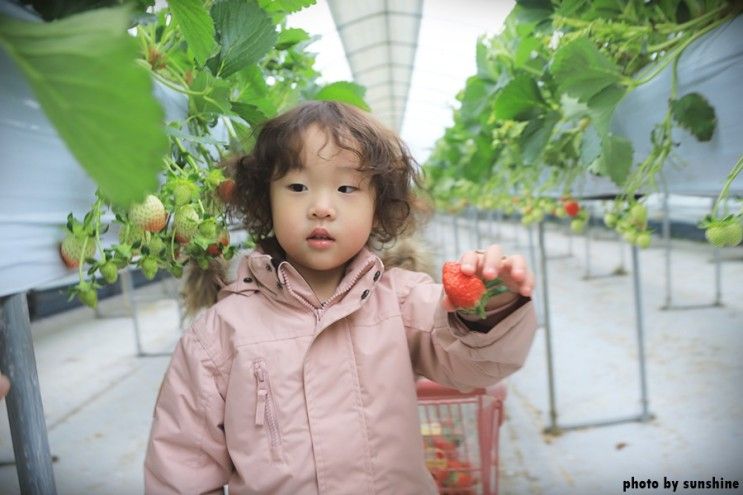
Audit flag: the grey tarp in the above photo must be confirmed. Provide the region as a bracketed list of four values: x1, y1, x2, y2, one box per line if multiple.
[570, 15, 743, 198]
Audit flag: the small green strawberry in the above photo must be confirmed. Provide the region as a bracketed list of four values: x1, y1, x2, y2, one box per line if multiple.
[76, 281, 98, 308]
[174, 205, 200, 244]
[705, 220, 743, 248]
[140, 256, 158, 280]
[198, 218, 217, 238]
[570, 218, 586, 234]
[603, 212, 618, 229]
[99, 261, 119, 284]
[129, 195, 168, 233]
[629, 203, 648, 228]
[59, 234, 95, 268]
[148, 236, 166, 256]
[172, 182, 194, 207]
[635, 231, 652, 249]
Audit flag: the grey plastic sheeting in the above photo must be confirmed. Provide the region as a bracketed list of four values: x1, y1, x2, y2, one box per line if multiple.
[571, 15, 743, 198]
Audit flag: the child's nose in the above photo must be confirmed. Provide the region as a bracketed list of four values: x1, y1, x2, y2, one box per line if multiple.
[309, 197, 335, 219]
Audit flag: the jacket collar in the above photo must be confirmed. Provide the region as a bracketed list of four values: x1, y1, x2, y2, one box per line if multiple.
[219, 245, 384, 313]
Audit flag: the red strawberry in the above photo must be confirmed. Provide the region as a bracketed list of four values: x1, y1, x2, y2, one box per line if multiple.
[563, 200, 581, 217]
[442, 262, 485, 309]
[59, 234, 95, 268]
[442, 261, 509, 318]
[207, 229, 230, 256]
[129, 195, 167, 233]
[217, 179, 236, 203]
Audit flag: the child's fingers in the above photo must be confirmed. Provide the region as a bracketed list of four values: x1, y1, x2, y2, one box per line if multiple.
[460, 246, 504, 279]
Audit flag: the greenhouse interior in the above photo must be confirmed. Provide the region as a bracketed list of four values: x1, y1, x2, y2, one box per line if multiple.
[0, 0, 742, 494]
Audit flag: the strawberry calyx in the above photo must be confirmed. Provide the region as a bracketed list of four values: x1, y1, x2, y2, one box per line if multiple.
[458, 278, 510, 319]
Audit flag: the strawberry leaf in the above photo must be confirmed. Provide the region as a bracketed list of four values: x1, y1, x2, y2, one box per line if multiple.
[313, 81, 370, 111]
[552, 37, 623, 102]
[275, 27, 310, 50]
[670, 92, 716, 142]
[598, 133, 633, 186]
[494, 74, 547, 121]
[0, 7, 168, 207]
[209, 0, 277, 79]
[168, 0, 216, 66]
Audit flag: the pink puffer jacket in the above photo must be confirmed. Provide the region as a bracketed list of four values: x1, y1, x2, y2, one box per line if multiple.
[144, 247, 537, 494]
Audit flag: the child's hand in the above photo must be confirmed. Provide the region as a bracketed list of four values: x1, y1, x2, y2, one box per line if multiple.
[442, 245, 534, 313]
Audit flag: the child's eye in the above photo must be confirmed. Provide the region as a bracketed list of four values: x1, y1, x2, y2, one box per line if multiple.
[287, 183, 307, 192]
[338, 185, 358, 193]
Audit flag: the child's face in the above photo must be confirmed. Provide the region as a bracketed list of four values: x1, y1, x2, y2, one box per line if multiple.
[270, 125, 375, 280]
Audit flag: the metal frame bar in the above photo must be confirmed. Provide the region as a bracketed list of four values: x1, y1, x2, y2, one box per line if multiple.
[335, 10, 422, 32]
[661, 193, 723, 310]
[538, 221, 654, 434]
[1, 292, 58, 494]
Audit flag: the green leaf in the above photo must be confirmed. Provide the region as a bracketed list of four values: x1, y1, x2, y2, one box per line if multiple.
[258, 0, 317, 14]
[460, 76, 496, 130]
[190, 71, 231, 115]
[494, 74, 546, 121]
[210, 0, 277, 78]
[598, 133, 633, 185]
[313, 81, 370, 111]
[476, 36, 500, 82]
[520, 110, 560, 165]
[231, 101, 269, 126]
[552, 37, 622, 102]
[587, 83, 625, 136]
[670, 92, 716, 142]
[276, 27, 310, 50]
[580, 124, 602, 165]
[0, 7, 167, 206]
[168, 0, 216, 65]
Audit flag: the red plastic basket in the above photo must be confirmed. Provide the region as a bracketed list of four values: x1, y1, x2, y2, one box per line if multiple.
[416, 379, 507, 495]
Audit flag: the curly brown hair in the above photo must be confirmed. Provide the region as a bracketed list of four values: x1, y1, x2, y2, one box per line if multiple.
[234, 100, 428, 244]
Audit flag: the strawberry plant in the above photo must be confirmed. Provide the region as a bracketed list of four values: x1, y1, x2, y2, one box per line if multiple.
[423, 1, 742, 249]
[7, 0, 373, 307]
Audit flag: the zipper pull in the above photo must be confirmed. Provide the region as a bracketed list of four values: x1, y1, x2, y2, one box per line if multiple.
[254, 362, 267, 427]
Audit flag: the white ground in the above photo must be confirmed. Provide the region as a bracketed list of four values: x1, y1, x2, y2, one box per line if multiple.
[0, 211, 741, 495]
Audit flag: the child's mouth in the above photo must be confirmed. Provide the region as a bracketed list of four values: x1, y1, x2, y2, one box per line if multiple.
[307, 228, 335, 248]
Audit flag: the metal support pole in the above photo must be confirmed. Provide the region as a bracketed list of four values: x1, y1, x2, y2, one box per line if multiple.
[583, 218, 592, 279]
[0, 293, 58, 495]
[528, 224, 543, 324]
[713, 247, 722, 306]
[475, 208, 482, 248]
[495, 210, 502, 240]
[121, 269, 144, 356]
[662, 192, 673, 308]
[631, 246, 652, 420]
[452, 214, 460, 258]
[537, 222, 559, 434]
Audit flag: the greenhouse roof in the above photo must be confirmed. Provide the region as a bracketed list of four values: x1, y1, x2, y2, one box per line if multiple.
[326, 0, 423, 132]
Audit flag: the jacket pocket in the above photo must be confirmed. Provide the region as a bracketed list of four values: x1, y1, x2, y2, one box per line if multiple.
[253, 358, 283, 462]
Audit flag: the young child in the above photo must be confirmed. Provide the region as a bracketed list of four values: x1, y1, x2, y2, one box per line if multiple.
[144, 101, 537, 494]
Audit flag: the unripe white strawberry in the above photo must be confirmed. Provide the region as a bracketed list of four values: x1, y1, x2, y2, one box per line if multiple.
[129, 195, 168, 233]
[59, 234, 95, 268]
[174, 205, 200, 243]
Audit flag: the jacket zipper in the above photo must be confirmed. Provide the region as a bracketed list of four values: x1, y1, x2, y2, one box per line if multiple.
[253, 360, 282, 458]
